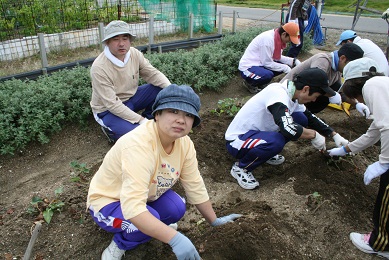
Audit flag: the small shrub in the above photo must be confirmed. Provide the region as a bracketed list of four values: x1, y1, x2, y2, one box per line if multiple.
[211, 98, 243, 117]
[69, 160, 90, 183]
[27, 187, 65, 224]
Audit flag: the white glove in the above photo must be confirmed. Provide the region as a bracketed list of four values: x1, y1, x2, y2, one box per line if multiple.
[355, 102, 371, 119]
[328, 146, 348, 157]
[382, 8, 389, 19]
[303, 20, 308, 27]
[333, 133, 349, 147]
[364, 161, 389, 185]
[328, 92, 342, 105]
[139, 118, 148, 125]
[283, 65, 291, 74]
[311, 132, 326, 151]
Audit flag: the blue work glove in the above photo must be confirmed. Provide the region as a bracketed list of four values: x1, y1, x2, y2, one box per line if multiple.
[211, 213, 242, 227]
[364, 162, 389, 185]
[328, 146, 348, 157]
[168, 232, 200, 260]
[333, 133, 349, 147]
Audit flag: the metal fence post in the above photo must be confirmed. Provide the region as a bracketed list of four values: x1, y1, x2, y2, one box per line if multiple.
[218, 11, 223, 34]
[148, 15, 154, 54]
[98, 22, 105, 50]
[38, 33, 48, 75]
[189, 13, 194, 39]
[232, 10, 237, 33]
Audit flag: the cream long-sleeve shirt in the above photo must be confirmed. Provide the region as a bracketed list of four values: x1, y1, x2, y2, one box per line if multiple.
[90, 47, 171, 123]
[348, 76, 389, 163]
[87, 120, 209, 220]
[280, 53, 341, 88]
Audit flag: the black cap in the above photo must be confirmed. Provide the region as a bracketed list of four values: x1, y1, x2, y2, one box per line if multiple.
[338, 42, 364, 61]
[293, 68, 335, 96]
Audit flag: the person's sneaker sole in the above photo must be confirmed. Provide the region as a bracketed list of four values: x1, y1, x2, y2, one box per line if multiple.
[243, 80, 261, 94]
[230, 167, 259, 190]
[101, 126, 115, 144]
[266, 155, 285, 165]
[349, 232, 389, 258]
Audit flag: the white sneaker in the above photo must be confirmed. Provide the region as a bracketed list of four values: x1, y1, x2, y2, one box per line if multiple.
[266, 154, 285, 165]
[350, 232, 389, 258]
[230, 162, 259, 190]
[102, 240, 125, 260]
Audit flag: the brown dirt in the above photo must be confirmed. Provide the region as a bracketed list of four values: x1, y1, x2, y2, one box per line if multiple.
[1, 22, 387, 260]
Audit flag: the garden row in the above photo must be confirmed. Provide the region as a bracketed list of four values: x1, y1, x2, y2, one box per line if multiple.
[0, 27, 312, 155]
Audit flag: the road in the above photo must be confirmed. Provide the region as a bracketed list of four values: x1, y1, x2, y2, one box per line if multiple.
[217, 5, 388, 34]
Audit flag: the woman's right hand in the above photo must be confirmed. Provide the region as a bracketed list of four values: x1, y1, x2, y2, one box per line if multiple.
[168, 232, 201, 260]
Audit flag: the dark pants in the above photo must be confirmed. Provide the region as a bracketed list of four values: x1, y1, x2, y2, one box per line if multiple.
[96, 84, 162, 141]
[90, 190, 186, 251]
[369, 170, 389, 251]
[240, 67, 284, 87]
[287, 17, 305, 58]
[226, 112, 308, 172]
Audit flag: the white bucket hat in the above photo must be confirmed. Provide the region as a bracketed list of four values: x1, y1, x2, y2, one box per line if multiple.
[102, 20, 136, 43]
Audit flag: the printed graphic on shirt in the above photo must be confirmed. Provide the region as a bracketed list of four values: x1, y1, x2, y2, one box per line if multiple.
[154, 163, 179, 198]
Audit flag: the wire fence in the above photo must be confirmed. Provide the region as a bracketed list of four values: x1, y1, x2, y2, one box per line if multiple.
[0, 0, 217, 65]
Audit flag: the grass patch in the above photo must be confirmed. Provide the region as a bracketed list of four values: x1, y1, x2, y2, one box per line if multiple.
[216, 0, 387, 15]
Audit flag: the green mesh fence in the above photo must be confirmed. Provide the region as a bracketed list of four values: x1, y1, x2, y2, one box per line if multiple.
[138, 0, 215, 32]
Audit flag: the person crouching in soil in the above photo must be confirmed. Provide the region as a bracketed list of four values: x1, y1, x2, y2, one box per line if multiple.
[328, 57, 389, 258]
[87, 84, 242, 260]
[225, 68, 349, 190]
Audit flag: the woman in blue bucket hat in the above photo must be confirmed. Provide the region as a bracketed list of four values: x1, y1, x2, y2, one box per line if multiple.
[87, 84, 242, 260]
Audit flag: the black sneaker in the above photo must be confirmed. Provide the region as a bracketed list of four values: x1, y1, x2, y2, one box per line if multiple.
[101, 126, 115, 144]
[243, 80, 262, 94]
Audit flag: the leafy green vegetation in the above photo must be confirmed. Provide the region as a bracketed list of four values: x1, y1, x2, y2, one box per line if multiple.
[0, 0, 143, 40]
[0, 26, 312, 155]
[69, 160, 91, 183]
[217, 0, 388, 14]
[215, 0, 387, 15]
[27, 187, 65, 224]
[211, 98, 244, 117]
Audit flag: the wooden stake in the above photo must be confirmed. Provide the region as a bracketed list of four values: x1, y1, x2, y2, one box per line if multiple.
[23, 221, 42, 260]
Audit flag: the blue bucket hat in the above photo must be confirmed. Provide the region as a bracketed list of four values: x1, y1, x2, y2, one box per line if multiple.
[336, 30, 357, 46]
[152, 84, 201, 127]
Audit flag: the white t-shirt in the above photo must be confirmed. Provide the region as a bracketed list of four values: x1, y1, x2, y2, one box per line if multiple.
[225, 81, 306, 141]
[354, 36, 389, 76]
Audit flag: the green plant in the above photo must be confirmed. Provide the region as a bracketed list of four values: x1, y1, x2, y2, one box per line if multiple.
[69, 160, 90, 182]
[211, 98, 243, 117]
[27, 187, 65, 224]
